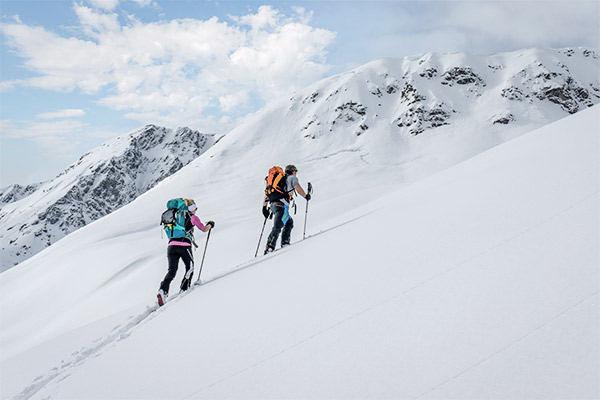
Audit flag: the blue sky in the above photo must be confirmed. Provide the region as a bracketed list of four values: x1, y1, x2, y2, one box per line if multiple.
[1, 0, 599, 187]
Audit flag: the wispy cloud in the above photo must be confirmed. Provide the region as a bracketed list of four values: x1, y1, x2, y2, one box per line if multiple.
[37, 109, 86, 120]
[0, 4, 336, 132]
[0, 117, 117, 158]
[87, 0, 120, 12]
[0, 118, 87, 156]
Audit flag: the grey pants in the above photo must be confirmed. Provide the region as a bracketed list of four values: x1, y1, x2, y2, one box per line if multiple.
[266, 202, 294, 249]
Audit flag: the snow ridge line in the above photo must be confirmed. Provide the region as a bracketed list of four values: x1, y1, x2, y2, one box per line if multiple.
[14, 211, 375, 400]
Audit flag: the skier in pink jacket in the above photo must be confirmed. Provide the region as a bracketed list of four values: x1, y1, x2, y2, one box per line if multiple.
[158, 198, 213, 306]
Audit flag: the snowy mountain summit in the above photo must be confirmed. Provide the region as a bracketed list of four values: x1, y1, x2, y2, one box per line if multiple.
[294, 48, 600, 137]
[1, 47, 598, 272]
[290, 47, 598, 163]
[0, 47, 598, 399]
[0, 125, 217, 271]
[1, 68, 597, 400]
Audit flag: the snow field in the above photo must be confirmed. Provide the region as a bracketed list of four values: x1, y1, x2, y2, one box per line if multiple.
[2, 105, 597, 399]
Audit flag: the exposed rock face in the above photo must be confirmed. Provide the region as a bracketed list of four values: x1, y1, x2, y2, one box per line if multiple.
[294, 47, 599, 138]
[4, 47, 599, 271]
[0, 125, 218, 270]
[0, 183, 41, 206]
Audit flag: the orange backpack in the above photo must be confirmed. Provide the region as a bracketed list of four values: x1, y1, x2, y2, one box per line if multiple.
[265, 166, 291, 202]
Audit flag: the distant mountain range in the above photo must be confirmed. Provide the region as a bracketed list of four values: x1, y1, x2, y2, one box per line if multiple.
[0, 125, 218, 271]
[1, 46, 598, 271]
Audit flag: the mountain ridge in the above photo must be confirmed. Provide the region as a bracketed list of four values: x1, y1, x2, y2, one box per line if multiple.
[0, 125, 218, 270]
[1, 46, 598, 271]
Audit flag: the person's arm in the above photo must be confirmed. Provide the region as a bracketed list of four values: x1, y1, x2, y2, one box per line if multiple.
[294, 184, 307, 198]
[191, 214, 211, 232]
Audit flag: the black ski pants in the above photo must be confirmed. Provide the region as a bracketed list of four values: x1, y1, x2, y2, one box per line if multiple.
[160, 245, 194, 294]
[266, 201, 294, 249]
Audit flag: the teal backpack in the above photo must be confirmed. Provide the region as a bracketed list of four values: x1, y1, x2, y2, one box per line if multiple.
[160, 198, 191, 240]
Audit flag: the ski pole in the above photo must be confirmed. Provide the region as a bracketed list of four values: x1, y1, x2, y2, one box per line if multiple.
[196, 229, 211, 283]
[303, 182, 313, 240]
[254, 217, 268, 257]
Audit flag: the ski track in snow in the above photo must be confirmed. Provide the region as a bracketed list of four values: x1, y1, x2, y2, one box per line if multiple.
[182, 190, 600, 399]
[414, 291, 600, 399]
[15, 211, 376, 400]
[16, 189, 598, 399]
[13, 186, 599, 399]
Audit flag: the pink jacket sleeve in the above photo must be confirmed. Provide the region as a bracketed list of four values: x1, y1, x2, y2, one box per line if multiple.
[190, 214, 206, 231]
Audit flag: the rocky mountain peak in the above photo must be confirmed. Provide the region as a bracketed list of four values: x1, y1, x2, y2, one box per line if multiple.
[0, 125, 218, 271]
[291, 47, 598, 140]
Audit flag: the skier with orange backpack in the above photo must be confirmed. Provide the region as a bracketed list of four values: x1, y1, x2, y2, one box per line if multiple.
[262, 165, 311, 254]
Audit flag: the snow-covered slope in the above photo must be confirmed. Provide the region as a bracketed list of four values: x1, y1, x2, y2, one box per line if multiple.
[0, 125, 218, 271]
[2, 47, 598, 272]
[1, 102, 597, 400]
[289, 46, 598, 173]
[0, 47, 598, 399]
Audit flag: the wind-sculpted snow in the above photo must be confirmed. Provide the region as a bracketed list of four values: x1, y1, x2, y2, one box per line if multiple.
[0, 125, 217, 271]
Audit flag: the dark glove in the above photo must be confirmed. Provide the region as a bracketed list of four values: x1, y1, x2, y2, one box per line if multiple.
[206, 220, 215, 228]
[262, 206, 270, 219]
[305, 193, 311, 201]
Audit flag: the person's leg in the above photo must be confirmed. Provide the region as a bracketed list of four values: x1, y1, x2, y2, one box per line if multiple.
[160, 246, 180, 294]
[179, 246, 195, 291]
[281, 217, 294, 246]
[265, 202, 285, 251]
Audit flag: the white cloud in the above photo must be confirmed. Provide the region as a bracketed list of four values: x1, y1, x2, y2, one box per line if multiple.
[0, 119, 86, 140]
[0, 5, 336, 133]
[234, 5, 280, 30]
[0, 118, 88, 159]
[0, 117, 117, 165]
[219, 91, 249, 113]
[128, 0, 156, 8]
[87, 0, 119, 12]
[318, 1, 599, 71]
[37, 109, 86, 120]
[75, 4, 121, 36]
[413, 1, 600, 54]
